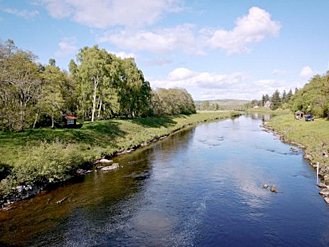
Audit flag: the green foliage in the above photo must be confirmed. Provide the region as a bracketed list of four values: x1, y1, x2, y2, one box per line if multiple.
[270, 90, 281, 110]
[0, 112, 232, 198]
[195, 99, 250, 111]
[0, 39, 197, 131]
[0, 41, 43, 131]
[289, 72, 329, 117]
[267, 114, 329, 173]
[13, 142, 88, 184]
[150, 88, 196, 116]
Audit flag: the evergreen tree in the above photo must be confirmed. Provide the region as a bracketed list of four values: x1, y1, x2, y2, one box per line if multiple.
[270, 90, 281, 110]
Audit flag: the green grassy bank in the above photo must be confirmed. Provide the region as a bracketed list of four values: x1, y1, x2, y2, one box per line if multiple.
[247, 107, 291, 115]
[265, 114, 329, 182]
[0, 111, 233, 202]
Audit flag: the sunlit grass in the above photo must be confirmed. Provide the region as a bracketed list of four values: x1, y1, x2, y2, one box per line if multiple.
[266, 114, 329, 177]
[0, 111, 232, 197]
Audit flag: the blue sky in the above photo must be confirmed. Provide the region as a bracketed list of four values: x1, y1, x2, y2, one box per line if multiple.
[1, 0, 329, 100]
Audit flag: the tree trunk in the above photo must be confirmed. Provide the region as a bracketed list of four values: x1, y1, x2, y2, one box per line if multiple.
[51, 114, 54, 129]
[19, 102, 26, 132]
[91, 79, 98, 122]
[33, 111, 39, 129]
[98, 99, 102, 119]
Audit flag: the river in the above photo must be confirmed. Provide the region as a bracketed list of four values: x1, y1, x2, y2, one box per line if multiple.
[1, 115, 329, 246]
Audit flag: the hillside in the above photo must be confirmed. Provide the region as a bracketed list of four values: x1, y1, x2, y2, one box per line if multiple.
[195, 99, 250, 111]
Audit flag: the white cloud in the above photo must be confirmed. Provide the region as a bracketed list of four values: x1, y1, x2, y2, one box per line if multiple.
[98, 24, 203, 55]
[207, 7, 281, 54]
[272, 69, 287, 75]
[299, 66, 315, 77]
[168, 68, 197, 80]
[109, 51, 136, 59]
[149, 67, 302, 100]
[149, 67, 251, 100]
[55, 37, 77, 57]
[98, 7, 280, 57]
[4, 8, 39, 20]
[40, 0, 183, 28]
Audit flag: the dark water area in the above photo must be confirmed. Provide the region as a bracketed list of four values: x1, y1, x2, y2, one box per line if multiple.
[1, 115, 329, 246]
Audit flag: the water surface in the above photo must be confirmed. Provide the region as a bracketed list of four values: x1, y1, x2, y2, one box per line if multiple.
[1, 115, 329, 246]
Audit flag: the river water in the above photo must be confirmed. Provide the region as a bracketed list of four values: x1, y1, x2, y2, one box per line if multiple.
[1, 115, 329, 246]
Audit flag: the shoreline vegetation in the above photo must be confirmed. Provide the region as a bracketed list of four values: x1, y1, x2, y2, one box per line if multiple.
[0, 111, 238, 208]
[263, 113, 329, 202]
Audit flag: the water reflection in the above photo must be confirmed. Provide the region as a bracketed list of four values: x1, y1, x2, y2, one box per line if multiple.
[1, 116, 329, 246]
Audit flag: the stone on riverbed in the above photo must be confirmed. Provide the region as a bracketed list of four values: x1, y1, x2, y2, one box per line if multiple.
[94, 158, 113, 164]
[101, 163, 120, 171]
[263, 184, 269, 189]
[270, 185, 277, 193]
[319, 188, 329, 197]
[324, 197, 329, 204]
[317, 183, 327, 189]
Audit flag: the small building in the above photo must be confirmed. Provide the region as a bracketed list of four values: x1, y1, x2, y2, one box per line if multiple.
[264, 101, 271, 109]
[64, 115, 77, 127]
[295, 110, 304, 120]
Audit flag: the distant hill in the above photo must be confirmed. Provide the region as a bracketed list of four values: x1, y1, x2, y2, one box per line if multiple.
[195, 99, 250, 111]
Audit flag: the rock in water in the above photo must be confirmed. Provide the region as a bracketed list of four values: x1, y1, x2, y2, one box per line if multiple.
[270, 185, 277, 193]
[324, 197, 329, 204]
[99, 159, 113, 164]
[319, 188, 329, 197]
[263, 184, 269, 189]
[101, 163, 120, 171]
[317, 183, 327, 188]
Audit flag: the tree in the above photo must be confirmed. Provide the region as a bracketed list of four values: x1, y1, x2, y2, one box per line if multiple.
[289, 72, 329, 117]
[270, 90, 281, 110]
[116, 58, 151, 117]
[0, 48, 42, 131]
[37, 60, 72, 128]
[74, 46, 115, 122]
[150, 88, 196, 116]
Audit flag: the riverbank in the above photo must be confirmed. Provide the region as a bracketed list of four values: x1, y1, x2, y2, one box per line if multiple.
[0, 111, 234, 207]
[264, 114, 329, 184]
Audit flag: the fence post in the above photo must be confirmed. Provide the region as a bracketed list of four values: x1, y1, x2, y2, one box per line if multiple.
[317, 162, 319, 185]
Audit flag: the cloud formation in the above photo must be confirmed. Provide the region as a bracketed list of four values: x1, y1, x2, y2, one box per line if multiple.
[40, 0, 183, 28]
[55, 37, 77, 57]
[207, 7, 281, 54]
[4, 8, 39, 20]
[149, 67, 299, 100]
[299, 66, 315, 77]
[150, 67, 252, 99]
[98, 24, 203, 55]
[98, 7, 281, 56]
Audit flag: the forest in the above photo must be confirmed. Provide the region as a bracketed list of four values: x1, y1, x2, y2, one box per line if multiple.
[251, 71, 329, 118]
[0, 39, 196, 131]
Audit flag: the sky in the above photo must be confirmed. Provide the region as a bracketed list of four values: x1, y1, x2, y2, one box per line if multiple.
[1, 0, 329, 101]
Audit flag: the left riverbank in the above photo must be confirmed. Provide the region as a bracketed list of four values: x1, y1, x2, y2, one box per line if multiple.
[0, 111, 235, 207]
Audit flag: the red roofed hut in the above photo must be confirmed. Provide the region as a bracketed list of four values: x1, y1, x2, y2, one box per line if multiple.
[64, 115, 77, 128]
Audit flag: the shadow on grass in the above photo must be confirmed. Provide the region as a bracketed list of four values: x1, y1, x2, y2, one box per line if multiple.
[129, 117, 177, 128]
[79, 120, 126, 146]
[0, 120, 127, 148]
[0, 163, 12, 180]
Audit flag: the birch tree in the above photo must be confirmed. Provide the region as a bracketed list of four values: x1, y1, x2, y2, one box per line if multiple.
[74, 46, 114, 122]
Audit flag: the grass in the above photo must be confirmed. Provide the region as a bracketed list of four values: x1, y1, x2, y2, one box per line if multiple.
[247, 107, 291, 116]
[266, 114, 329, 182]
[0, 111, 232, 200]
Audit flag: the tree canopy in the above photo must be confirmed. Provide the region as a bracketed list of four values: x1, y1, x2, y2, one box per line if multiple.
[289, 72, 329, 117]
[0, 39, 196, 131]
